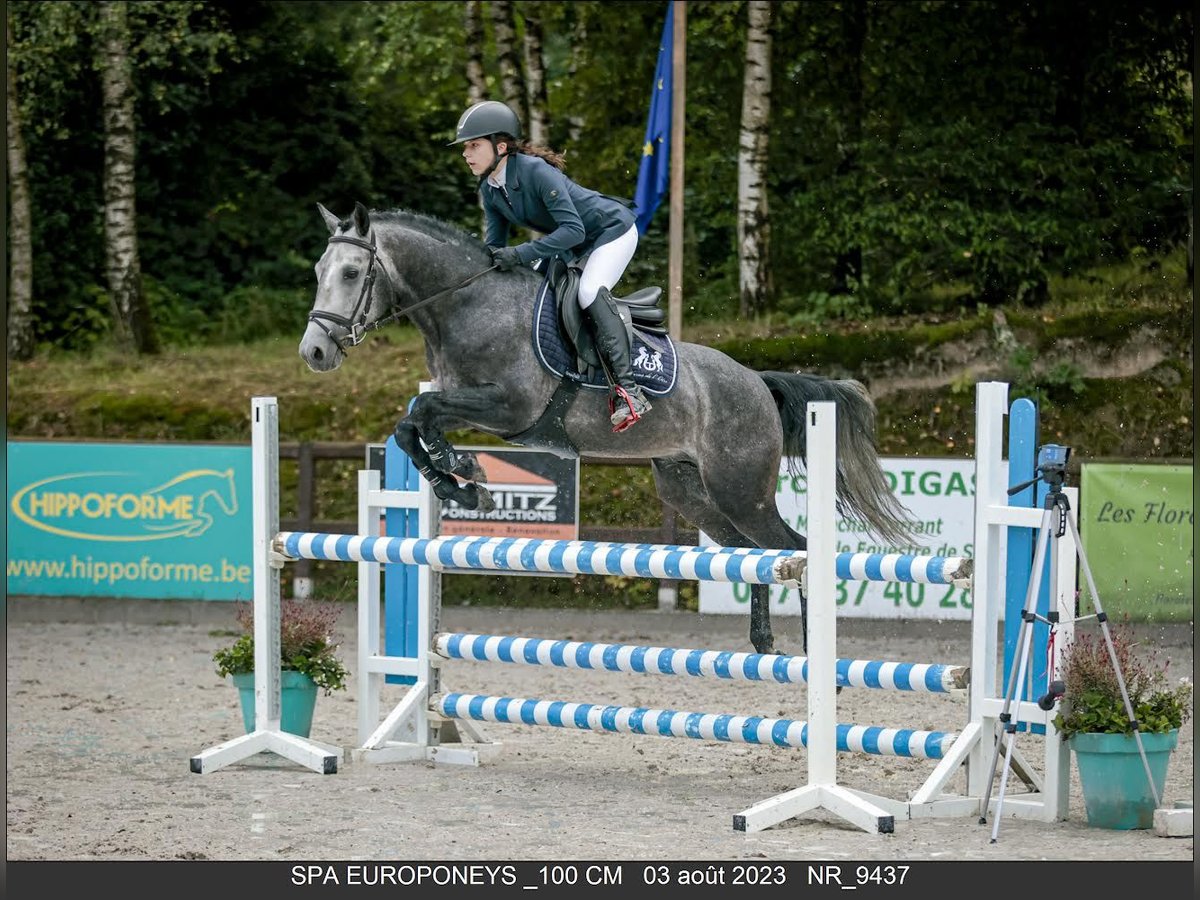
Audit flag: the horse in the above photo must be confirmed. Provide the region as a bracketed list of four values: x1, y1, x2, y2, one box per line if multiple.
[299, 201, 915, 655]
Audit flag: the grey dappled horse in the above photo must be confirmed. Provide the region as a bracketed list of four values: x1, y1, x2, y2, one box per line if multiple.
[300, 202, 915, 654]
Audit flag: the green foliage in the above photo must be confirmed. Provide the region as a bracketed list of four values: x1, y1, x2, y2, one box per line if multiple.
[7, 0, 1191, 347]
[1006, 345, 1087, 407]
[1053, 624, 1192, 738]
[212, 599, 349, 695]
[76, 392, 243, 441]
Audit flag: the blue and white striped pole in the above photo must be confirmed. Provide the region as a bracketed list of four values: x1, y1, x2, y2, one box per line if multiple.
[435, 633, 968, 693]
[275, 532, 972, 587]
[435, 693, 956, 760]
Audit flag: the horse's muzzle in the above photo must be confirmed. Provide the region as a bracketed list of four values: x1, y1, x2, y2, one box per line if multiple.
[298, 323, 345, 373]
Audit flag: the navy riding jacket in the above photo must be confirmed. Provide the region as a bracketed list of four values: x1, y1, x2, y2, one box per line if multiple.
[481, 153, 635, 266]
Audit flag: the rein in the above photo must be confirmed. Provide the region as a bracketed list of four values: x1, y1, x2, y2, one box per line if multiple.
[308, 232, 496, 351]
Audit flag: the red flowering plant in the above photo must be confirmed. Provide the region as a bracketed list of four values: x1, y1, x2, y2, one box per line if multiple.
[213, 599, 349, 695]
[1052, 622, 1191, 738]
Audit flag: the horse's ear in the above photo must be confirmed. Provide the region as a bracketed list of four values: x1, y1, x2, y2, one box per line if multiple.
[317, 203, 341, 235]
[353, 201, 370, 237]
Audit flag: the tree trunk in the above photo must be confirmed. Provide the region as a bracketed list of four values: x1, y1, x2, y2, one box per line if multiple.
[464, 1, 486, 104]
[488, 1, 527, 128]
[737, 1, 773, 318]
[566, 7, 587, 144]
[832, 0, 866, 296]
[521, 7, 548, 146]
[98, 0, 158, 354]
[6, 9, 35, 360]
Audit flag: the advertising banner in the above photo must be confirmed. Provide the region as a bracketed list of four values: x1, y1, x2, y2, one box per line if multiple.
[7, 441, 252, 600]
[699, 457, 987, 620]
[1080, 463, 1193, 622]
[368, 444, 580, 541]
[437, 448, 580, 541]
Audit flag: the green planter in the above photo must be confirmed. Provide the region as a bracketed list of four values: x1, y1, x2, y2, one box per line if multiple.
[1069, 729, 1178, 829]
[231, 671, 319, 738]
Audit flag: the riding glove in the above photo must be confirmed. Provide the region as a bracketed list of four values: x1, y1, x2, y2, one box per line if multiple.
[491, 246, 522, 271]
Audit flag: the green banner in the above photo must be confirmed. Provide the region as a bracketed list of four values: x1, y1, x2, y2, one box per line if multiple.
[1080, 463, 1193, 622]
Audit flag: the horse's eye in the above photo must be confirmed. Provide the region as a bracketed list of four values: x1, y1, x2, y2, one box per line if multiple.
[343, 267, 360, 280]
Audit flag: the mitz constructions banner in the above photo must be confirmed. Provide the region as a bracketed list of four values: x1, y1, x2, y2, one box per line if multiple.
[699, 457, 983, 621]
[7, 442, 253, 601]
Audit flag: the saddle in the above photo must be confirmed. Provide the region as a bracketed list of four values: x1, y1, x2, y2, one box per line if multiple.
[546, 256, 667, 373]
[509, 261, 677, 457]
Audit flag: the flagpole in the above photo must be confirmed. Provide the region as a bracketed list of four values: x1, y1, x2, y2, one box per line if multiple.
[668, 0, 686, 340]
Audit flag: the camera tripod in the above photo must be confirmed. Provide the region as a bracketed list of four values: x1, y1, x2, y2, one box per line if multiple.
[977, 445, 1163, 843]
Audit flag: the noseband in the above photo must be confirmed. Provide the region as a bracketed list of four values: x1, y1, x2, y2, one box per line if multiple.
[307, 233, 386, 351]
[309, 230, 499, 353]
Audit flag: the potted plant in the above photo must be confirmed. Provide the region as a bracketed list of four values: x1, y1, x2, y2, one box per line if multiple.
[1053, 622, 1192, 829]
[213, 599, 350, 738]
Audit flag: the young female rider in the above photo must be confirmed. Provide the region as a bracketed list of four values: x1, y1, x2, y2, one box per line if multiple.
[450, 100, 652, 431]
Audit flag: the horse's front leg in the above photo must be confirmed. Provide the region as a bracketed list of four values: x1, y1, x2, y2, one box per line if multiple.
[394, 385, 531, 511]
[393, 420, 494, 511]
[423, 433, 488, 485]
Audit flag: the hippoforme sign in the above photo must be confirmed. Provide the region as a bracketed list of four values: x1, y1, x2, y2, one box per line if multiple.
[10, 468, 238, 541]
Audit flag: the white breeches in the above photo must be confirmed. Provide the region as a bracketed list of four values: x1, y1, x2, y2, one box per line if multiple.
[578, 224, 639, 309]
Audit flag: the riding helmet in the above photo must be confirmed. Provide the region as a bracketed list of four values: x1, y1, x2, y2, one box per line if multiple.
[448, 100, 523, 145]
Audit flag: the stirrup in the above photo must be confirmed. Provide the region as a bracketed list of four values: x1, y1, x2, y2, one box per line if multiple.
[609, 386, 651, 432]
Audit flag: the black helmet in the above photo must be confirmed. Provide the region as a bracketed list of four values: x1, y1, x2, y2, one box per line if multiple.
[448, 100, 522, 145]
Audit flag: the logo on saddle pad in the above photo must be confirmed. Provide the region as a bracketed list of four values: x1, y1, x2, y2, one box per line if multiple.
[633, 345, 665, 374]
[532, 281, 678, 396]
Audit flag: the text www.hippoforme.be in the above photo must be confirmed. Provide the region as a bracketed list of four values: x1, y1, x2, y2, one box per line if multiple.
[7, 555, 251, 585]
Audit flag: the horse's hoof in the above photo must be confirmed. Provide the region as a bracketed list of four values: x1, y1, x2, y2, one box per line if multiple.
[455, 452, 487, 483]
[460, 483, 495, 512]
[431, 479, 458, 502]
[473, 485, 495, 512]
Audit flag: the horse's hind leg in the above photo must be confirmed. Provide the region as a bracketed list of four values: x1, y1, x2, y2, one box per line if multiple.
[651, 459, 783, 655]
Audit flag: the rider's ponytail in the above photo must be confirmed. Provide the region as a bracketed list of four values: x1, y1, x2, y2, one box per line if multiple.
[512, 140, 566, 171]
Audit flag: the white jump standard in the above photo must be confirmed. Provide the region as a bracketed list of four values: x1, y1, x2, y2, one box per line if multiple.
[190, 398, 344, 776]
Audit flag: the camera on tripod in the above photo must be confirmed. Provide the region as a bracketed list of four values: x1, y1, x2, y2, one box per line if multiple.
[1036, 444, 1070, 483]
[1009, 444, 1072, 497]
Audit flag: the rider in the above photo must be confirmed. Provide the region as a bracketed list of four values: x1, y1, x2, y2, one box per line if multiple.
[449, 99, 652, 431]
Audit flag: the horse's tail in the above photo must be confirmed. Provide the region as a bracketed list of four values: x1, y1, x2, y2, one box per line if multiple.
[759, 371, 916, 548]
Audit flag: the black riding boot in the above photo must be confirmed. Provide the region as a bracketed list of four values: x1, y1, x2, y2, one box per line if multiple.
[585, 289, 652, 429]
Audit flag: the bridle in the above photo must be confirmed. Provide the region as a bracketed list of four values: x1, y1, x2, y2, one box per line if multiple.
[308, 231, 497, 352]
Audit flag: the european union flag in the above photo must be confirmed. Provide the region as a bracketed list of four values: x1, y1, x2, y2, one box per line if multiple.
[633, 3, 673, 235]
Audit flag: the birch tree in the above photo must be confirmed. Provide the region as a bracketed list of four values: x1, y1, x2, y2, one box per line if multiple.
[6, 9, 36, 360]
[737, 1, 773, 317]
[488, 0, 526, 127]
[464, 1, 487, 104]
[98, 0, 158, 354]
[521, 6, 548, 146]
[832, 0, 866, 296]
[565, 7, 587, 144]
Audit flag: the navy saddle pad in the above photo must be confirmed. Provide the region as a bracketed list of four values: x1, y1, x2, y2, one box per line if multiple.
[531, 280, 678, 397]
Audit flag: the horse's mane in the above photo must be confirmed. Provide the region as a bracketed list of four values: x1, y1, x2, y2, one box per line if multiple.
[370, 208, 490, 257]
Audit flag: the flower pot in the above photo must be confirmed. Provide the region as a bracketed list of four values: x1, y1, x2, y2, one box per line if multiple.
[1069, 729, 1178, 829]
[231, 671, 319, 738]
